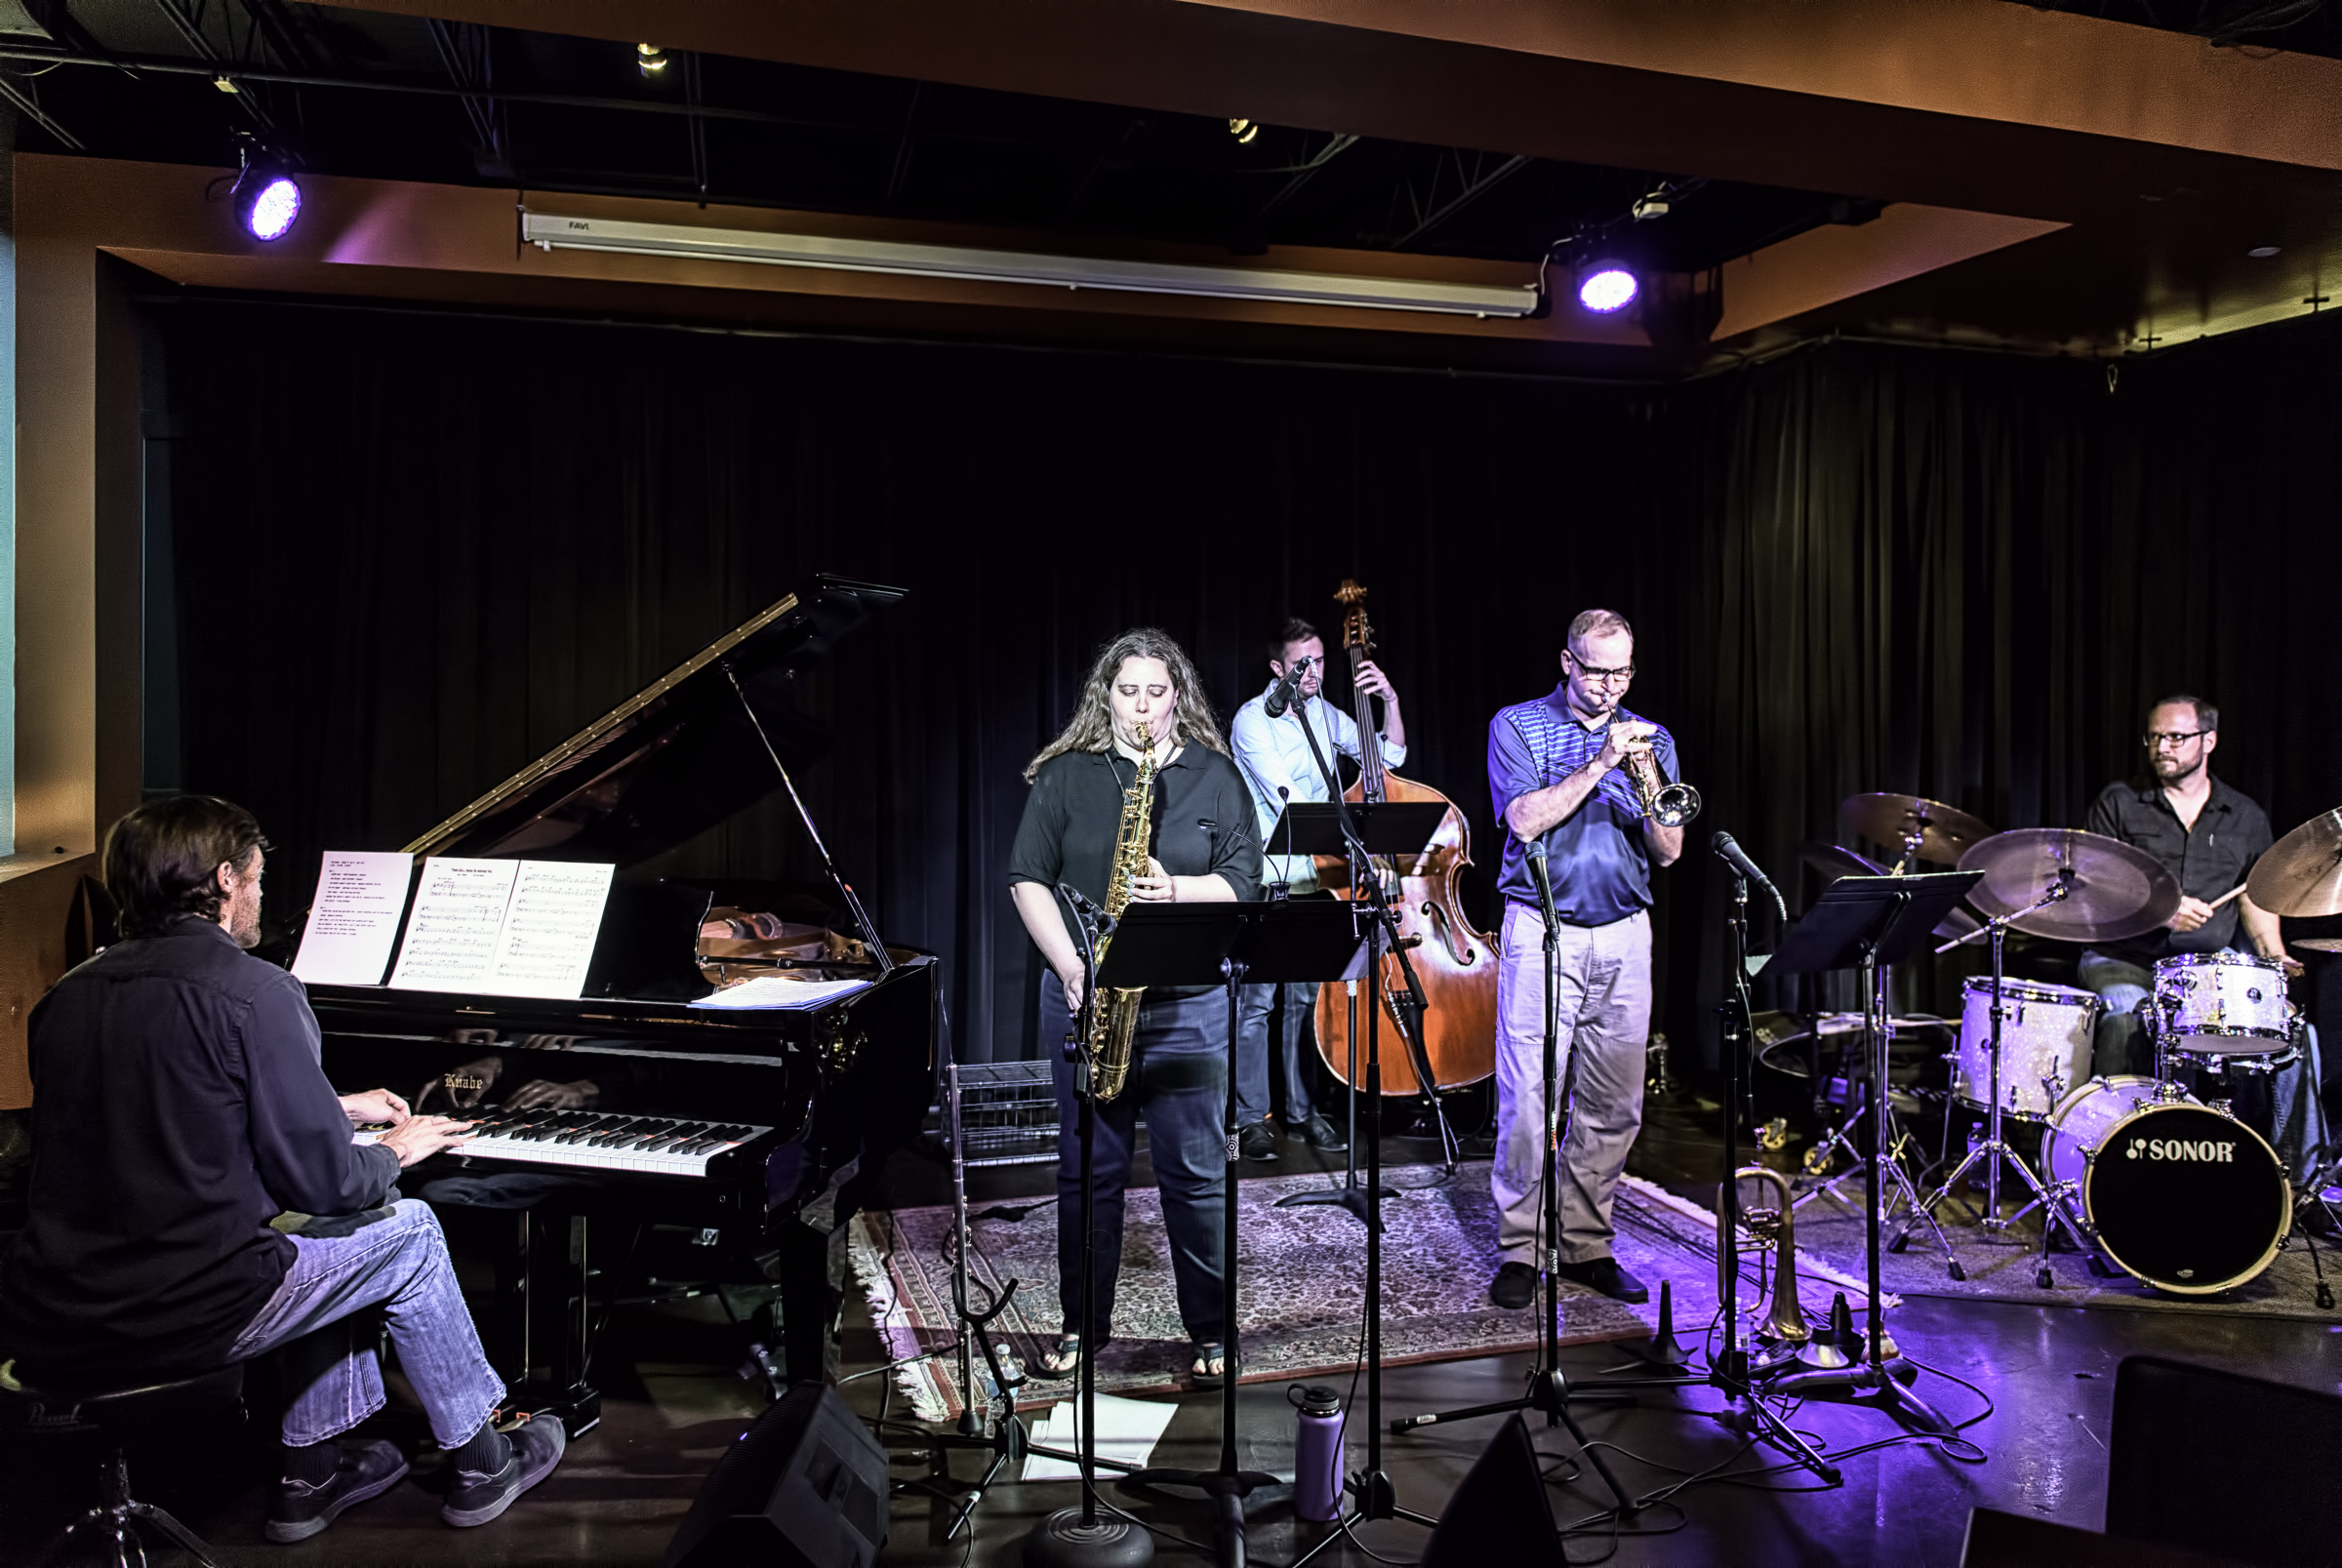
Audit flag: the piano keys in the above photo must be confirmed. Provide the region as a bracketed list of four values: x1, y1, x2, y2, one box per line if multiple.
[303, 577, 935, 1435]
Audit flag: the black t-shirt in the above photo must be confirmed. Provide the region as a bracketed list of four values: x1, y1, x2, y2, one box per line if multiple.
[1009, 746, 1266, 998]
[2083, 775, 2274, 962]
[0, 918, 399, 1385]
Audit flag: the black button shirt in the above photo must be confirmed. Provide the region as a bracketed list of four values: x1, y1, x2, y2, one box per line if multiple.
[0, 918, 399, 1385]
[2083, 774, 2273, 962]
[1009, 746, 1265, 999]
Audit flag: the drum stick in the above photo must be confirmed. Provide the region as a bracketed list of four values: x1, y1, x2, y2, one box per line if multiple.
[2208, 884, 2248, 910]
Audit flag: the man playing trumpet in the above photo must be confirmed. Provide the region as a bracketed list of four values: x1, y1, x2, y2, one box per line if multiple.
[1483, 609, 1683, 1307]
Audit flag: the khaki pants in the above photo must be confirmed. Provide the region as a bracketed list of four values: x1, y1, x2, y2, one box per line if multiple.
[1491, 904, 1652, 1266]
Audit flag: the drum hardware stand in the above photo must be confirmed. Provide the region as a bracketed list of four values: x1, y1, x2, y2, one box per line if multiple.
[1902, 885, 2094, 1289]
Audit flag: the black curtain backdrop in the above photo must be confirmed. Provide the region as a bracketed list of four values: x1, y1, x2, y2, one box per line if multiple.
[155, 298, 2342, 1066]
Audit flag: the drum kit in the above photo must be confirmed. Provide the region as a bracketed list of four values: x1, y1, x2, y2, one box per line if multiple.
[1795, 792, 2342, 1298]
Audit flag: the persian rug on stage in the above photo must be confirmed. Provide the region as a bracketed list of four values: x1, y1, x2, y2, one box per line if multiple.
[1788, 1186, 2342, 1321]
[849, 1167, 1882, 1424]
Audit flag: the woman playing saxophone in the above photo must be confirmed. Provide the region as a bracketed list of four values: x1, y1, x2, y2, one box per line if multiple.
[1008, 628, 1263, 1387]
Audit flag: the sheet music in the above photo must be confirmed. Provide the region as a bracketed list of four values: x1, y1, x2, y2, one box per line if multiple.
[291, 852, 416, 985]
[485, 862, 615, 999]
[387, 858, 520, 992]
[687, 976, 875, 1011]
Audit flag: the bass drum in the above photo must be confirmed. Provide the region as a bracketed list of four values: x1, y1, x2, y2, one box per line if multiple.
[2041, 1076, 2289, 1295]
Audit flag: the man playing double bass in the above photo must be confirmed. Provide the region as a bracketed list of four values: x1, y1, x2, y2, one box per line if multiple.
[1483, 609, 1681, 1307]
[1228, 616, 1406, 1160]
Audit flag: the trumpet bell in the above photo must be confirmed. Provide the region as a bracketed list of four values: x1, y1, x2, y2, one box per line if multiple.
[1651, 784, 1701, 828]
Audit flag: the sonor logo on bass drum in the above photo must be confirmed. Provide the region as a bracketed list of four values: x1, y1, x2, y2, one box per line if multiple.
[2124, 1138, 2237, 1163]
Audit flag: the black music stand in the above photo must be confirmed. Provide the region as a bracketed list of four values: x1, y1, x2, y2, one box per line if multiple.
[1110, 902, 1363, 1568]
[1757, 871, 1979, 1433]
[1268, 800, 1450, 1224]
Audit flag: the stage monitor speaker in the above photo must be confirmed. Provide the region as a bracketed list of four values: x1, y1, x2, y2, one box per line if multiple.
[1421, 1414, 1565, 1568]
[2107, 1354, 2342, 1568]
[664, 1382, 889, 1568]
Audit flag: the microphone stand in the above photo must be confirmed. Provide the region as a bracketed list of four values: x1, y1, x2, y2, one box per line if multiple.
[1024, 887, 1153, 1568]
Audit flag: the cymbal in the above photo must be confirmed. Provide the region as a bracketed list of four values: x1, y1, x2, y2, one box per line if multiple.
[1801, 839, 1980, 942]
[1799, 840, 1884, 882]
[2292, 938, 2342, 955]
[2246, 808, 2342, 919]
[1840, 793, 1995, 866]
[1957, 828, 2180, 944]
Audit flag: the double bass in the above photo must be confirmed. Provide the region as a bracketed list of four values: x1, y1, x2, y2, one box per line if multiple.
[1312, 580, 1498, 1098]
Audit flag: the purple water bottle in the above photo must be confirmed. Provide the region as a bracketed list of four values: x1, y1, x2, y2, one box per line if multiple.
[1291, 1384, 1346, 1522]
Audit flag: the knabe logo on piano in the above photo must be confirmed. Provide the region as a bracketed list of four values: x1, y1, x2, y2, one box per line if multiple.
[443, 1074, 486, 1093]
[2124, 1137, 2237, 1163]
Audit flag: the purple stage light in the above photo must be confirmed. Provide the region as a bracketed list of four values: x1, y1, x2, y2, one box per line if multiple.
[242, 175, 301, 241]
[1576, 261, 1638, 314]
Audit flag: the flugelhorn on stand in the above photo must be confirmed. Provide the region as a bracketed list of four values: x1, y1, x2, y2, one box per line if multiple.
[1717, 1166, 1810, 1348]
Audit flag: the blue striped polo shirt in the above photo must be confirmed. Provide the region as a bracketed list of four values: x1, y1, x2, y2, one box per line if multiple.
[1487, 689, 1679, 925]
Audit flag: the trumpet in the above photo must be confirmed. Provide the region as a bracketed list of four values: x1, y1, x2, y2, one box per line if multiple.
[1625, 744, 1700, 827]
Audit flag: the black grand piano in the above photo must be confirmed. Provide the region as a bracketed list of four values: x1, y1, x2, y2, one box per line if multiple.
[303, 577, 936, 1435]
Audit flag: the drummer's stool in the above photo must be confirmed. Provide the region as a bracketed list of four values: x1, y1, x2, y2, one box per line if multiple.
[0, 1360, 242, 1567]
[2107, 1354, 2342, 1568]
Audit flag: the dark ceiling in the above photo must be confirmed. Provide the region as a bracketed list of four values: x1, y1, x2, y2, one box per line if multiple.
[0, 0, 1878, 274]
[2024, 0, 2342, 55]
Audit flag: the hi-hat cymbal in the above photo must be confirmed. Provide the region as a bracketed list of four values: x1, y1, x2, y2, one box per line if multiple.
[1958, 828, 2180, 944]
[1840, 793, 1996, 866]
[2292, 937, 2342, 956]
[2246, 808, 2342, 919]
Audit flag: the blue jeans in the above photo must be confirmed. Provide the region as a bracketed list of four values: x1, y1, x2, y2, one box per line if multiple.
[1233, 981, 1316, 1126]
[1044, 973, 1230, 1344]
[2079, 947, 2327, 1179]
[225, 1198, 506, 1449]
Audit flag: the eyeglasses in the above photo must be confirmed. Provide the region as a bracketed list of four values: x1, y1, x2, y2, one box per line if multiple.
[1567, 656, 1635, 686]
[2142, 731, 2208, 749]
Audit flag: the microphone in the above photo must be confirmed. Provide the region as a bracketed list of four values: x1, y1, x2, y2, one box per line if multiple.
[1525, 838, 1558, 925]
[1712, 831, 1789, 924]
[1057, 881, 1116, 936]
[1264, 656, 1312, 719]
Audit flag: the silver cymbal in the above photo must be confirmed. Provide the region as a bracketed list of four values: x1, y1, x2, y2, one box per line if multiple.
[1957, 828, 2180, 944]
[2246, 808, 2342, 919]
[2292, 937, 2342, 955]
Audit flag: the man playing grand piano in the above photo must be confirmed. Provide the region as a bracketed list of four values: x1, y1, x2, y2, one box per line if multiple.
[0, 796, 568, 1542]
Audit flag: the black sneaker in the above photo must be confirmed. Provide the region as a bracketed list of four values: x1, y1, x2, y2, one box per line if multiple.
[264, 1439, 410, 1543]
[1555, 1256, 1650, 1305]
[1237, 1121, 1280, 1161]
[1488, 1261, 1538, 1309]
[442, 1415, 567, 1528]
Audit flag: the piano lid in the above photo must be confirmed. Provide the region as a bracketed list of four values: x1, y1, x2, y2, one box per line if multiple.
[402, 576, 905, 866]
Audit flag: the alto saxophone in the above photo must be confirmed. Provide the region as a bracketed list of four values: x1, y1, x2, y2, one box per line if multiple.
[1085, 732, 1159, 1103]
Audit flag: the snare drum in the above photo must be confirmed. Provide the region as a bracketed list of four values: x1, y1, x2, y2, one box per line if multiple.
[2040, 1076, 2288, 1295]
[1953, 978, 2099, 1121]
[2152, 952, 2292, 1053]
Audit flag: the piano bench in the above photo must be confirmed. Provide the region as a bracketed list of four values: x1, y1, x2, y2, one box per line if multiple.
[0, 1359, 243, 1567]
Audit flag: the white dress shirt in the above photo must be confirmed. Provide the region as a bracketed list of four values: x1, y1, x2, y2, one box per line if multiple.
[1230, 679, 1407, 895]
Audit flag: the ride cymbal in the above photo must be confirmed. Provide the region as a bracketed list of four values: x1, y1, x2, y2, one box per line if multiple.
[2246, 808, 2342, 919]
[2291, 937, 2342, 955]
[1801, 839, 1981, 942]
[1840, 793, 1995, 867]
[1957, 828, 2179, 944]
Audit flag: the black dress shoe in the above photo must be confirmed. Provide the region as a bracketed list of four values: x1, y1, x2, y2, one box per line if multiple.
[1554, 1256, 1649, 1305]
[1296, 1111, 1349, 1152]
[265, 1439, 410, 1543]
[1237, 1121, 1280, 1161]
[1488, 1261, 1538, 1309]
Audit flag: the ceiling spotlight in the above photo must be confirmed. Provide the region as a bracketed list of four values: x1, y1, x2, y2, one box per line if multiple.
[1229, 118, 1260, 144]
[637, 43, 668, 76]
[1631, 189, 1671, 222]
[1575, 257, 1639, 313]
[2248, 245, 2281, 258]
[231, 150, 302, 241]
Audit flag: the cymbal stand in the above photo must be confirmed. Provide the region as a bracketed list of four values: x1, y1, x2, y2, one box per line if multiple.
[1901, 882, 2093, 1288]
